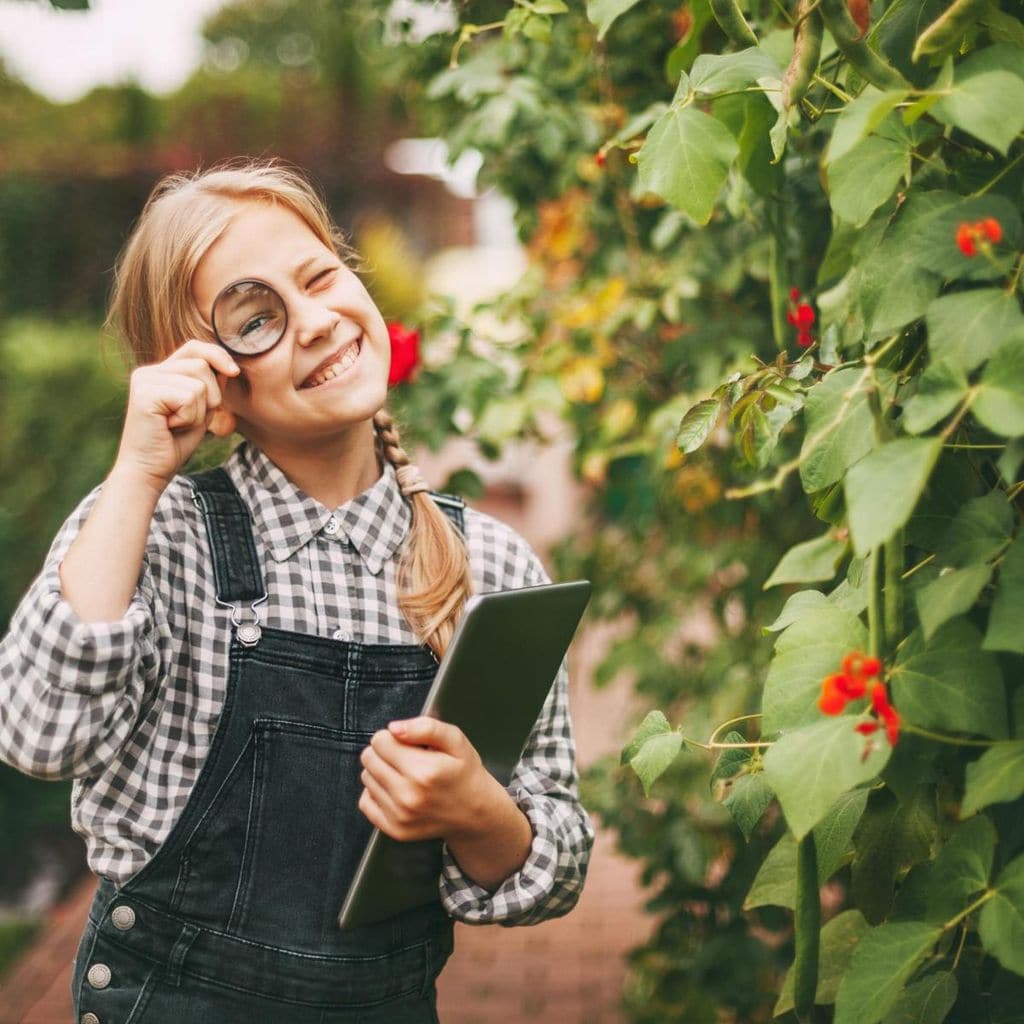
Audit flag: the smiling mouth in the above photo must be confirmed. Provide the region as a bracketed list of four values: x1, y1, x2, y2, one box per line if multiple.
[299, 336, 362, 389]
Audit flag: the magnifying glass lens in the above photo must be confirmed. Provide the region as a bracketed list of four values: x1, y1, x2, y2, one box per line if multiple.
[211, 281, 287, 356]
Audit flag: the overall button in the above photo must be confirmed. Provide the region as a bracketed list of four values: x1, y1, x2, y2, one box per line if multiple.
[87, 963, 111, 989]
[324, 516, 339, 535]
[111, 905, 135, 930]
[332, 627, 351, 641]
[82, 1014, 101, 1024]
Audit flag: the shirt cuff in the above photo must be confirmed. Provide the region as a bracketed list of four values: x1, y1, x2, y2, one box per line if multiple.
[437, 792, 560, 925]
[30, 564, 153, 694]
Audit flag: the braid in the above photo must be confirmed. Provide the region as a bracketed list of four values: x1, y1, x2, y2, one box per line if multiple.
[373, 408, 474, 659]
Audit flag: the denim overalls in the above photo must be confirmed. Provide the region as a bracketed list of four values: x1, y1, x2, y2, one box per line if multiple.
[71, 467, 464, 1023]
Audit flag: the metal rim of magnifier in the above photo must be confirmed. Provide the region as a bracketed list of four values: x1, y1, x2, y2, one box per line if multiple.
[210, 278, 288, 354]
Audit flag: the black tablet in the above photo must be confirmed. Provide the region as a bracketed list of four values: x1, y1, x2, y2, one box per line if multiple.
[337, 578, 592, 930]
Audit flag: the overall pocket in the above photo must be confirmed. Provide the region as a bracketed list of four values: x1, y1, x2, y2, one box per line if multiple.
[229, 718, 369, 946]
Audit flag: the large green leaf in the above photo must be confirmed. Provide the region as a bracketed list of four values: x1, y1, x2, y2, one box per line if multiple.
[926, 290, 1024, 373]
[762, 604, 868, 733]
[763, 589, 831, 633]
[933, 49, 1024, 155]
[800, 368, 887, 493]
[829, 134, 908, 228]
[764, 530, 849, 588]
[629, 730, 683, 796]
[846, 438, 943, 557]
[775, 910, 871, 1015]
[763, 716, 891, 840]
[901, 360, 968, 435]
[979, 854, 1024, 976]
[851, 787, 936, 925]
[937, 491, 1014, 566]
[636, 105, 739, 224]
[711, 732, 775, 840]
[676, 397, 722, 453]
[975, 332, 1024, 437]
[891, 619, 1007, 740]
[881, 971, 958, 1024]
[914, 565, 992, 641]
[961, 742, 1024, 817]
[585, 0, 643, 39]
[745, 790, 868, 909]
[833, 922, 943, 1024]
[923, 815, 996, 923]
[687, 47, 782, 96]
[826, 86, 909, 164]
[985, 535, 1024, 654]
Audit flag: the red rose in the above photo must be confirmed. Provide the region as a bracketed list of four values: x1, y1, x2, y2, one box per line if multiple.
[386, 322, 420, 387]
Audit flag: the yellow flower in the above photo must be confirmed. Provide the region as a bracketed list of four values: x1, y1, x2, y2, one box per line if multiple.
[581, 451, 608, 486]
[559, 357, 605, 404]
[602, 398, 637, 441]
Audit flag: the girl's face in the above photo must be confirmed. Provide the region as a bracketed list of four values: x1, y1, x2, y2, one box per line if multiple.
[191, 199, 390, 452]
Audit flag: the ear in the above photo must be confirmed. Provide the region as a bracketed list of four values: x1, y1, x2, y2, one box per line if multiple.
[207, 408, 237, 437]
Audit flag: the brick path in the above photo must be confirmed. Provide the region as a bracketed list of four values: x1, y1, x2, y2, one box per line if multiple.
[2, 455, 655, 1023]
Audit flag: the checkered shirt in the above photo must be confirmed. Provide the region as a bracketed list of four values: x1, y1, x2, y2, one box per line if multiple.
[0, 440, 593, 926]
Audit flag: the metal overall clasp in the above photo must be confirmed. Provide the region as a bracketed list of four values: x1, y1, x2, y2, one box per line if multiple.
[217, 593, 268, 647]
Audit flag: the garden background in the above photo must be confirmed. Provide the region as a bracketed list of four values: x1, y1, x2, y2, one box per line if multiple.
[2, 0, 1023, 1022]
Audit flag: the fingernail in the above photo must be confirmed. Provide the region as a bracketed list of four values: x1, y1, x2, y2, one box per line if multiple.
[389, 721, 406, 736]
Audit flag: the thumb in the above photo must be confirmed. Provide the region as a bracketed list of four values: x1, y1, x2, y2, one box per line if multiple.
[389, 716, 459, 752]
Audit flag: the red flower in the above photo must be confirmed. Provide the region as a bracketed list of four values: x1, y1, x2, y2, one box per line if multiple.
[386, 322, 420, 387]
[956, 223, 977, 257]
[787, 289, 816, 349]
[595, 150, 607, 168]
[956, 218, 1003, 257]
[843, 652, 880, 679]
[855, 721, 879, 736]
[866, 681, 901, 745]
[819, 674, 848, 715]
[981, 217, 1002, 243]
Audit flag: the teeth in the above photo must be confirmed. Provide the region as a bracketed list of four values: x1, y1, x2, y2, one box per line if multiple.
[303, 340, 360, 388]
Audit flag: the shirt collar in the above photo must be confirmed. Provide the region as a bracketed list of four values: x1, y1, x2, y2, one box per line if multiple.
[223, 440, 412, 575]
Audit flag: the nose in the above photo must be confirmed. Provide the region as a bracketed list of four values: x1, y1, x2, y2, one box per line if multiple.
[291, 292, 341, 349]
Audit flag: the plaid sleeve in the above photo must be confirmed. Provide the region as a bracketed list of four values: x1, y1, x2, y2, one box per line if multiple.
[0, 483, 164, 781]
[438, 539, 595, 926]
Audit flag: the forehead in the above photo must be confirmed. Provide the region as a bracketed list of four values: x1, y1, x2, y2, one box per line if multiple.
[192, 200, 331, 318]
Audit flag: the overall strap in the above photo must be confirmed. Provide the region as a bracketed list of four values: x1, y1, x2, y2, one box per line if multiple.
[426, 490, 466, 538]
[185, 467, 267, 605]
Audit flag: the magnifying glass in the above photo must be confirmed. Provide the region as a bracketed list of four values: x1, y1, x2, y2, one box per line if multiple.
[210, 279, 288, 356]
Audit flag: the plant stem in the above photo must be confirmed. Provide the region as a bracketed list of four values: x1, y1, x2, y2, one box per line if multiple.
[901, 553, 935, 580]
[900, 723, 996, 748]
[944, 889, 995, 931]
[706, 712, 763, 747]
[867, 545, 883, 656]
[883, 530, 904, 656]
[793, 834, 822, 1023]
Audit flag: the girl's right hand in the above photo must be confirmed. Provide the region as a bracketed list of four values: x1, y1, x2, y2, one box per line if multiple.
[112, 340, 241, 494]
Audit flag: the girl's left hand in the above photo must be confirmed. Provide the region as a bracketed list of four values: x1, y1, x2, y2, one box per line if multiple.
[358, 718, 495, 843]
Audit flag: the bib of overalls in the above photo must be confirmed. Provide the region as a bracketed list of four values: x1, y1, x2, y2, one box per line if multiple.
[70, 468, 465, 1024]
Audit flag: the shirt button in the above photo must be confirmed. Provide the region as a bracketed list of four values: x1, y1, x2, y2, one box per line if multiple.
[87, 962, 112, 989]
[324, 516, 339, 535]
[332, 628, 351, 641]
[81, 1014, 101, 1024]
[111, 904, 135, 930]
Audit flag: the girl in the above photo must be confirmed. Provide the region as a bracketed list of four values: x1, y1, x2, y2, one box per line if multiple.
[0, 158, 593, 1023]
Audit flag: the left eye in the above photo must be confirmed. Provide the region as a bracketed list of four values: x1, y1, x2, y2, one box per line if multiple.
[311, 268, 336, 287]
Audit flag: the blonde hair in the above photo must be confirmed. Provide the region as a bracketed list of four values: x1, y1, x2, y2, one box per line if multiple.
[104, 156, 473, 660]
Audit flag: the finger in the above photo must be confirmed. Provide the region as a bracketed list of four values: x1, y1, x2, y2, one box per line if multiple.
[367, 728, 422, 774]
[171, 339, 240, 379]
[360, 766, 406, 824]
[162, 358, 226, 413]
[360, 743, 409, 794]
[389, 716, 465, 753]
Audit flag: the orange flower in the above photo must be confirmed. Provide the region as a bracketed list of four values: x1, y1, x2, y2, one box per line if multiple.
[956, 218, 1003, 258]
